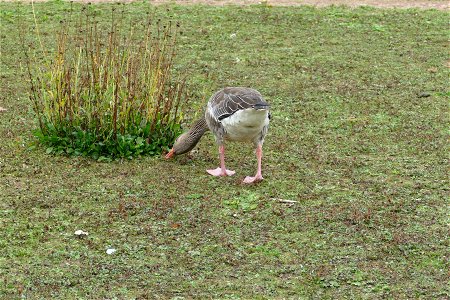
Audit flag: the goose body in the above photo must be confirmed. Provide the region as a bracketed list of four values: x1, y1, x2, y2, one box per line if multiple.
[220, 108, 269, 142]
[166, 87, 270, 184]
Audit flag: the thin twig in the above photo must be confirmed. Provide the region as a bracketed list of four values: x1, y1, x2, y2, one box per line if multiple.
[271, 198, 298, 204]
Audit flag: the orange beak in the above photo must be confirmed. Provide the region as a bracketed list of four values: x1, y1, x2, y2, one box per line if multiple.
[165, 148, 175, 159]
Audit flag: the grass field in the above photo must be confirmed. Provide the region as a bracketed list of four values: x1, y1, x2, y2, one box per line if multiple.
[0, 1, 448, 298]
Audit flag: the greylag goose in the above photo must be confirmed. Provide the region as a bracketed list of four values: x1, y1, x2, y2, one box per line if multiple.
[165, 87, 270, 184]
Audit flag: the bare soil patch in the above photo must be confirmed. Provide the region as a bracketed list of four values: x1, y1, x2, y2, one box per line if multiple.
[5, 0, 449, 10]
[153, 0, 448, 10]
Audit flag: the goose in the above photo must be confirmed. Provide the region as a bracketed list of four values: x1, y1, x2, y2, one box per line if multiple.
[165, 87, 270, 184]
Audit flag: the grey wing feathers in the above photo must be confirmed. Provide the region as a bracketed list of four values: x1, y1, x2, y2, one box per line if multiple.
[209, 87, 269, 121]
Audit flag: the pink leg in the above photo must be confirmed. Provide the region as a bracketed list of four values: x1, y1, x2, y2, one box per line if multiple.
[207, 145, 235, 177]
[243, 144, 264, 184]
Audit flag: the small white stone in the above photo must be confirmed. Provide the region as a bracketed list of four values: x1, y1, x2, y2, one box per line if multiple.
[106, 248, 117, 255]
[74, 230, 88, 236]
[230, 33, 237, 38]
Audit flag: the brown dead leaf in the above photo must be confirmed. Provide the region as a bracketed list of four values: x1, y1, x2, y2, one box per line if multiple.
[170, 222, 181, 229]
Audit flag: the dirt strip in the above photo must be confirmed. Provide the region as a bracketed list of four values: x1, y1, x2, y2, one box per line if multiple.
[3, 0, 449, 10]
[151, 0, 449, 10]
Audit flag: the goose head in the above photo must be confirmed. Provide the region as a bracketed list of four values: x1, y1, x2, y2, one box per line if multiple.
[165, 116, 210, 159]
[165, 132, 198, 159]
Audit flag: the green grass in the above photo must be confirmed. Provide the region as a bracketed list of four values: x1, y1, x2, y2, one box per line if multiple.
[1, 1, 448, 298]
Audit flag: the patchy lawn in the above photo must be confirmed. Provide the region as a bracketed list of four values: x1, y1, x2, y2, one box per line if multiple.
[0, 1, 448, 298]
